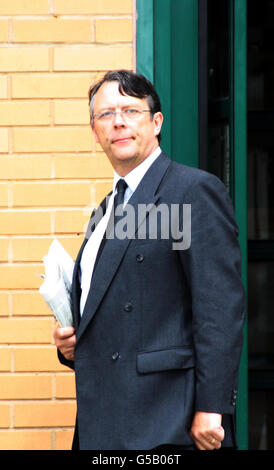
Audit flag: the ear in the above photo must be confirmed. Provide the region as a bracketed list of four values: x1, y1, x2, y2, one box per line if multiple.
[153, 112, 164, 138]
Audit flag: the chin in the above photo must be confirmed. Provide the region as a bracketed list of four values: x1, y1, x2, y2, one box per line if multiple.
[114, 150, 138, 162]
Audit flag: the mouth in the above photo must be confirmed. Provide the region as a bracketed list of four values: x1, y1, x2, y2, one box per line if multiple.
[112, 137, 134, 144]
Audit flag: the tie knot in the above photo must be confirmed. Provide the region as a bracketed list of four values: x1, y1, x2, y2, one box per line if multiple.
[116, 179, 128, 195]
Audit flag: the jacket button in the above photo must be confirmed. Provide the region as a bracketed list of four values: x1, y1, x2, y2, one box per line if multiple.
[232, 389, 237, 399]
[124, 302, 133, 312]
[136, 253, 144, 262]
[112, 352, 120, 361]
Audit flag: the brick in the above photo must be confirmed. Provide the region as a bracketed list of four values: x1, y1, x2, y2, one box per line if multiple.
[0, 348, 11, 371]
[56, 374, 76, 398]
[0, 21, 9, 43]
[13, 182, 93, 207]
[0, 210, 51, 235]
[0, 264, 43, 289]
[0, 75, 8, 99]
[0, 155, 52, 180]
[54, 0, 132, 14]
[0, 1, 49, 15]
[0, 184, 9, 207]
[11, 72, 94, 99]
[53, 45, 132, 71]
[55, 429, 74, 450]
[13, 292, 52, 316]
[0, 405, 10, 428]
[0, 128, 9, 153]
[0, 101, 50, 126]
[57, 236, 83, 259]
[0, 47, 49, 72]
[14, 402, 76, 427]
[54, 209, 90, 234]
[13, 127, 93, 153]
[0, 0, 134, 453]
[0, 293, 9, 316]
[12, 236, 81, 262]
[0, 431, 52, 450]
[96, 141, 104, 153]
[94, 181, 113, 205]
[12, 237, 52, 262]
[14, 346, 67, 372]
[0, 237, 9, 261]
[95, 19, 132, 43]
[53, 153, 113, 179]
[54, 99, 90, 125]
[0, 375, 52, 399]
[0, 318, 52, 344]
[13, 19, 91, 43]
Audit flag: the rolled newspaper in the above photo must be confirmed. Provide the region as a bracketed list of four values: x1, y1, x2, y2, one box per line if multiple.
[39, 239, 74, 327]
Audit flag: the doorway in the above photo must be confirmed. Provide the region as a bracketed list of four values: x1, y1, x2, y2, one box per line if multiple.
[247, 0, 274, 450]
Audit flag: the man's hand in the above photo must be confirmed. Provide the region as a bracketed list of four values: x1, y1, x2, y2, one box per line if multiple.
[190, 411, 224, 450]
[53, 326, 76, 361]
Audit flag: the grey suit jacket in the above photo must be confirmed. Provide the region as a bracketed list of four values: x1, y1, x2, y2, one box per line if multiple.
[58, 152, 245, 450]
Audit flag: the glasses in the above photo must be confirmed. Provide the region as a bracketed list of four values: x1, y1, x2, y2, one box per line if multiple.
[93, 108, 151, 123]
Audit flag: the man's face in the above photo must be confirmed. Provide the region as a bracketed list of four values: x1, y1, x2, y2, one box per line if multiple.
[91, 81, 163, 175]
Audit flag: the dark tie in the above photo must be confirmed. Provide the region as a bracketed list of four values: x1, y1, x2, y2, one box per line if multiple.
[93, 178, 128, 273]
[112, 178, 128, 225]
[115, 178, 128, 207]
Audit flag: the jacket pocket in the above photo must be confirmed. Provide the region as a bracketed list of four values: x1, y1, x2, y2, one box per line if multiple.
[136, 346, 195, 374]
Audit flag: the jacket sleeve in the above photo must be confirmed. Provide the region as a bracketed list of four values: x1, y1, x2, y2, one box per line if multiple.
[178, 171, 246, 414]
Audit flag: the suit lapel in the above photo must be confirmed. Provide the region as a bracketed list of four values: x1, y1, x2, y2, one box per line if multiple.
[71, 197, 109, 329]
[71, 236, 87, 330]
[76, 152, 171, 345]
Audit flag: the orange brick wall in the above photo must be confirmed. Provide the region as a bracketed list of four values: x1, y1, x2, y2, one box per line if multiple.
[0, 0, 134, 450]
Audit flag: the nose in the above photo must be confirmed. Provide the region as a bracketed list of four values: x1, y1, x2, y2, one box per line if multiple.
[113, 111, 126, 127]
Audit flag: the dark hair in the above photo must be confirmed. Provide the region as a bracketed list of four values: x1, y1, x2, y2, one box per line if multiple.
[89, 70, 162, 143]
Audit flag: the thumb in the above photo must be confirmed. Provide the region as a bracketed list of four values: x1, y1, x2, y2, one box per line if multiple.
[213, 425, 225, 441]
[57, 326, 75, 338]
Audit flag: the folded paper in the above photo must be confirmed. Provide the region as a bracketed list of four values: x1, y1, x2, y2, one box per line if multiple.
[39, 239, 74, 327]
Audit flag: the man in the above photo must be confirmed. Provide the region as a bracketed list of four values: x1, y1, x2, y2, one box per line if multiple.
[54, 70, 245, 451]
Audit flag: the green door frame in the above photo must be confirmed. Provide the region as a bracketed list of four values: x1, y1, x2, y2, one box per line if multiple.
[136, 0, 248, 449]
[233, 0, 248, 450]
[137, 0, 199, 167]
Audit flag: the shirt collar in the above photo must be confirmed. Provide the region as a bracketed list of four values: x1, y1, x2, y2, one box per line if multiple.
[112, 146, 161, 194]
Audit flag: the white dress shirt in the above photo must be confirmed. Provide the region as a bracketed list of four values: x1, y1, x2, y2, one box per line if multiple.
[80, 146, 161, 315]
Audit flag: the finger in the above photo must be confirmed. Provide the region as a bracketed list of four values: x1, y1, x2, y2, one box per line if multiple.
[191, 429, 223, 451]
[197, 435, 219, 450]
[205, 428, 225, 450]
[58, 326, 75, 338]
[190, 430, 215, 451]
[61, 349, 74, 361]
[207, 436, 222, 450]
[59, 336, 76, 360]
[54, 330, 76, 350]
[192, 436, 215, 451]
[54, 326, 75, 341]
[60, 335, 76, 351]
[208, 426, 225, 449]
[211, 426, 225, 442]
